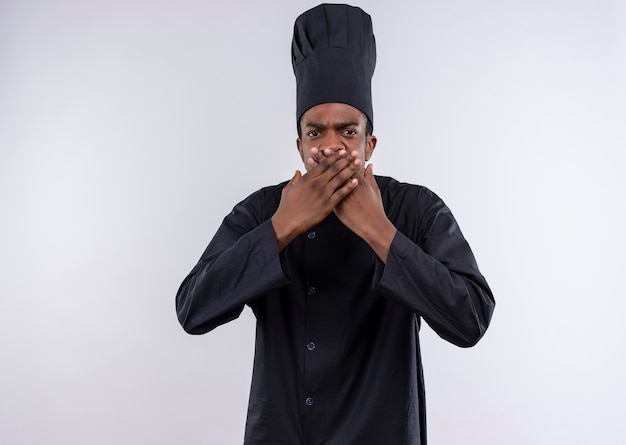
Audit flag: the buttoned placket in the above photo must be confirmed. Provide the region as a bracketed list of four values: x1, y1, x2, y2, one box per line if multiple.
[304, 230, 318, 418]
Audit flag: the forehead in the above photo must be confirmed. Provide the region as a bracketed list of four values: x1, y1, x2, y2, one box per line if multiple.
[301, 103, 367, 126]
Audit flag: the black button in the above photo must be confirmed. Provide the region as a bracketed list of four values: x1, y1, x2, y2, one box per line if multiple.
[307, 287, 316, 296]
[307, 342, 316, 351]
[307, 231, 316, 239]
[305, 397, 314, 406]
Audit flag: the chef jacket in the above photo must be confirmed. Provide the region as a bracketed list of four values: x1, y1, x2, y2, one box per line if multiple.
[176, 175, 495, 445]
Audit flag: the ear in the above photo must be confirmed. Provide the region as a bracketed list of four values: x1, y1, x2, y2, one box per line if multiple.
[365, 135, 377, 161]
[296, 138, 304, 162]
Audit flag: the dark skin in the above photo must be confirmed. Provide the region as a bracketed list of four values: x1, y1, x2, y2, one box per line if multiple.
[270, 103, 397, 262]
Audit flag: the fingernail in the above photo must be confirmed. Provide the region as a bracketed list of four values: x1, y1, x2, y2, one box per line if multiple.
[338, 149, 346, 156]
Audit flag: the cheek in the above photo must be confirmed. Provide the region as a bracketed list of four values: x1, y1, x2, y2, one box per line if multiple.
[300, 148, 314, 171]
[352, 139, 368, 160]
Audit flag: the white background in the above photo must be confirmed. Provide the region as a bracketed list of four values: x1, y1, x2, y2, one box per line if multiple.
[2, 0, 625, 444]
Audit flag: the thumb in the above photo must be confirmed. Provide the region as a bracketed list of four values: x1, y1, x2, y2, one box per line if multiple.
[290, 170, 302, 184]
[365, 163, 374, 180]
[365, 163, 379, 189]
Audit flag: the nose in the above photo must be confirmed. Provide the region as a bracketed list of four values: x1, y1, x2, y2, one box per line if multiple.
[320, 132, 344, 152]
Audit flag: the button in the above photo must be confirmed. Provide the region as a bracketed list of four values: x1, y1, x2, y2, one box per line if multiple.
[305, 397, 314, 406]
[307, 342, 316, 351]
[307, 231, 316, 239]
[306, 287, 316, 296]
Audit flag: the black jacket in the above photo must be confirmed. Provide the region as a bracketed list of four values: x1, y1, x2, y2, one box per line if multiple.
[176, 175, 495, 445]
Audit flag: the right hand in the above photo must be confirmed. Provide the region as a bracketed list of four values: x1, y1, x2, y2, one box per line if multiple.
[271, 148, 362, 251]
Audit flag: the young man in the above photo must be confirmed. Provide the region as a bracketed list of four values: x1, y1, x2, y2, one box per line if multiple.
[176, 4, 495, 444]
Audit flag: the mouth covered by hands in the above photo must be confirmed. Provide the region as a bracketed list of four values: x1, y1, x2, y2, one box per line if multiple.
[271, 146, 396, 262]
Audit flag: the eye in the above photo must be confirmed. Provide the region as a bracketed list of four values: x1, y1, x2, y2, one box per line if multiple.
[307, 131, 320, 137]
[343, 129, 357, 136]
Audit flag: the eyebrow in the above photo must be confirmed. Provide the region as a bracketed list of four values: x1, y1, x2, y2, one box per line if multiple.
[305, 121, 359, 130]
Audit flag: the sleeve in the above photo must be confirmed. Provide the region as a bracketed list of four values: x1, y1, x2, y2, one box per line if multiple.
[175, 192, 291, 335]
[375, 189, 495, 347]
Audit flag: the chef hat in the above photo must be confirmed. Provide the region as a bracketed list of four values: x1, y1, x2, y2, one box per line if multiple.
[292, 4, 376, 128]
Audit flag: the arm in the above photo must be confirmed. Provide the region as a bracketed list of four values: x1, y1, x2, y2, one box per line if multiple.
[176, 150, 363, 334]
[271, 148, 362, 251]
[332, 163, 396, 262]
[304, 149, 494, 346]
[175, 192, 290, 335]
[375, 188, 495, 347]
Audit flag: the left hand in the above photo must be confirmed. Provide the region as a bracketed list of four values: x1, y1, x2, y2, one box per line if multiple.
[308, 151, 397, 262]
[334, 164, 391, 237]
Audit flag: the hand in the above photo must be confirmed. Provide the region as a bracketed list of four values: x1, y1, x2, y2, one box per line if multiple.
[334, 163, 397, 263]
[306, 150, 396, 261]
[271, 148, 362, 251]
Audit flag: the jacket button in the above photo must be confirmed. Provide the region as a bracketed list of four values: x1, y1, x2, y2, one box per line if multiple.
[307, 231, 316, 239]
[305, 397, 314, 406]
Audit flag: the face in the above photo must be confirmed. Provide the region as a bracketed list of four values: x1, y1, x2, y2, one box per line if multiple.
[297, 103, 377, 172]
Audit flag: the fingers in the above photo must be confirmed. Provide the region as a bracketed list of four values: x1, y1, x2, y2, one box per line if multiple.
[304, 147, 327, 169]
[311, 149, 362, 180]
[305, 148, 321, 169]
[295, 149, 364, 214]
[302, 148, 358, 182]
[307, 147, 329, 164]
[331, 177, 359, 203]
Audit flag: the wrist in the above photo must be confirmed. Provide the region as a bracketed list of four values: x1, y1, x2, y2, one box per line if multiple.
[362, 218, 396, 263]
[271, 213, 301, 252]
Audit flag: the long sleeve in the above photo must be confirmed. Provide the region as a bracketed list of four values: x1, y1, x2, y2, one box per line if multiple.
[375, 178, 495, 347]
[176, 186, 289, 334]
[175, 176, 494, 444]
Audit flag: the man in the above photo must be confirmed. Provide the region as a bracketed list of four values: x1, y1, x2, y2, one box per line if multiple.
[176, 4, 494, 444]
